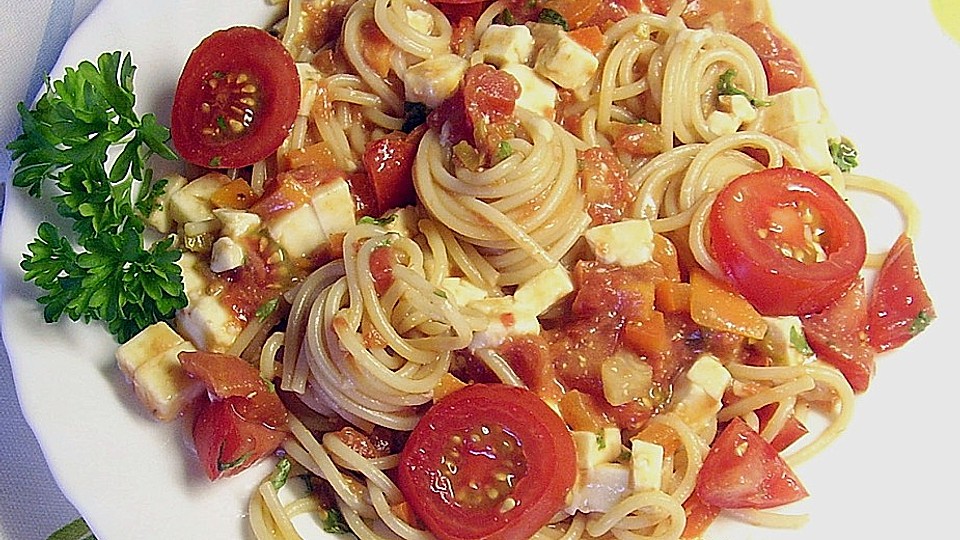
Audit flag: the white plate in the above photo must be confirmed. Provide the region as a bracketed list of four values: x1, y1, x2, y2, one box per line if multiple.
[2, 1, 957, 539]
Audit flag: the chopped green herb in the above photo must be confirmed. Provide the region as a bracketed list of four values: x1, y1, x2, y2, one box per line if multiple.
[358, 214, 398, 226]
[434, 289, 448, 299]
[596, 431, 607, 450]
[256, 296, 281, 321]
[494, 140, 514, 161]
[910, 310, 934, 336]
[321, 507, 354, 535]
[829, 138, 859, 172]
[538, 8, 569, 31]
[493, 8, 517, 26]
[789, 326, 813, 356]
[270, 457, 292, 490]
[218, 450, 251, 473]
[717, 68, 770, 107]
[209, 155, 222, 168]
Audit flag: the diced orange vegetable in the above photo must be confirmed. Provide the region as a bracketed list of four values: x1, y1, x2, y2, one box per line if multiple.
[558, 390, 613, 432]
[391, 501, 423, 528]
[568, 26, 606, 54]
[689, 269, 767, 340]
[635, 420, 681, 455]
[285, 141, 338, 171]
[433, 372, 467, 402]
[655, 281, 691, 313]
[210, 178, 256, 210]
[623, 310, 670, 355]
[652, 234, 681, 282]
[545, 0, 602, 28]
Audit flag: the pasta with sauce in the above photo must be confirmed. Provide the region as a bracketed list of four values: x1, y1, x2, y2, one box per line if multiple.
[112, 0, 935, 539]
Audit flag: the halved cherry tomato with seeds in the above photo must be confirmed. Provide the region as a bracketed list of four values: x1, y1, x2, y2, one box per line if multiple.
[171, 26, 299, 169]
[397, 383, 576, 540]
[708, 167, 867, 316]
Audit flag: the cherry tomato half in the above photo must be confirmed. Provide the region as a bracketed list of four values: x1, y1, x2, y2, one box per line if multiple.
[171, 26, 299, 169]
[708, 167, 867, 316]
[696, 417, 808, 509]
[397, 384, 577, 540]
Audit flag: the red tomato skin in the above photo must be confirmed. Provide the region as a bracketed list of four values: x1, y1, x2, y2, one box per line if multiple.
[696, 417, 808, 509]
[180, 351, 289, 428]
[192, 397, 287, 480]
[735, 21, 805, 94]
[171, 26, 299, 169]
[397, 384, 577, 540]
[803, 277, 876, 393]
[361, 130, 421, 215]
[708, 167, 867, 316]
[867, 234, 936, 352]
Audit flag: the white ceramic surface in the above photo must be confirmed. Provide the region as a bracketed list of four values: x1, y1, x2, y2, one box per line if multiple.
[2, 1, 957, 539]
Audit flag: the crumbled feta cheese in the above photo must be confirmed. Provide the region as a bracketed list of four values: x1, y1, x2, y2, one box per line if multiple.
[404, 54, 469, 108]
[499, 63, 558, 119]
[572, 427, 622, 469]
[168, 172, 228, 224]
[213, 208, 261, 239]
[209, 236, 245, 273]
[479, 24, 535, 67]
[176, 295, 244, 353]
[534, 29, 598, 90]
[630, 439, 664, 492]
[584, 219, 655, 267]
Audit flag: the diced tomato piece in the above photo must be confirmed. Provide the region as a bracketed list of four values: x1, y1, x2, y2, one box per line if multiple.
[360, 128, 422, 215]
[696, 417, 808, 509]
[578, 147, 634, 225]
[428, 64, 520, 153]
[735, 21, 805, 94]
[755, 403, 809, 452]
[867, 234, 936, 351]
[192, 397, 287, 480]
[802, 277, 876, 393]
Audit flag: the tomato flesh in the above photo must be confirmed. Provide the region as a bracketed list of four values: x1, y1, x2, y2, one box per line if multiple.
[708, 167, 867, 316]
[397, 384, 576, 540]
[802, 277, 876, 393]
[172, 26, 299, 169]
[180, 351, 289, 479]
[696, 417, 808, 509]
[867, 234, 936, 351]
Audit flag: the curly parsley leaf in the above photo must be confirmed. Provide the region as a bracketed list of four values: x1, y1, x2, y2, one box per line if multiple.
[7, 51, 185, 343]
[829, 137, 859, 172]
[717, 68, 770, 107]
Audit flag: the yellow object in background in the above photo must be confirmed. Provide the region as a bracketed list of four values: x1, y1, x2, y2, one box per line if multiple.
[931, 0, 960, 42]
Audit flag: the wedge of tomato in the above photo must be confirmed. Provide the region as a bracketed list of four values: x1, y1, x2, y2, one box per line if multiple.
[696, 417, 808, 509]
[180, 351, 289, 480]
[397, 384, 577, 540]
[867, 233, 936, 351]
[171, 26, 299, 169]
[708, 167, 867, 316]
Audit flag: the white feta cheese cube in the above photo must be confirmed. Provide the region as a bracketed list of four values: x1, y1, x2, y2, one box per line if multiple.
[130, 341, 203, 421]
[758, 316, 811, 366]
[469, 309, 541, 350]
[209, 236, 246, 273]
[440, 277, 489, 308]
[115, 322, 202, 421]
[720, 94, 758, 123]
[756, 86, 823, 133]
[499, 63, 557, 119]
[707, 110, 742, 137]
[168, 172, 229, 224]
[267, 204, 326, 259]
[771, 123, 835, 173]
[513, 264, 573, 316]
[572, 427, 622, 469]
[534, 31, 598, 90]
[176, 295, 244, 353]
[630, 439, 664, 492]
[404, 53, 470, 108]
[584, 219, 655, 267]
[116, 321, 189, 378]
[670, 354, 731, 427]
[311, 178, 356, 237]
[176, 252, 209, 304]
[147, 174, 188, 233]
[565, 463, 631, 514]
[479, 24, 535, 67]
[213, 208, 261, 239]
[406, 6, 435, 35]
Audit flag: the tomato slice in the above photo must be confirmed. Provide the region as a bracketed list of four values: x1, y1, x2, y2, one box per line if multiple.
[397, 384, 577, 540]
[802, 277, 876, 393]
[180, 351, 289, 479]
[867, 234, 936, 351]
[360, 129, 422, 216]
[171, 26, 299, 169]
[696, 417, 808, 509]
[708, 167, 867, 316]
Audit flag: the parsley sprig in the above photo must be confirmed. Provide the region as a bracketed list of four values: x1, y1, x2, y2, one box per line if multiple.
[7, 51, 187, 343]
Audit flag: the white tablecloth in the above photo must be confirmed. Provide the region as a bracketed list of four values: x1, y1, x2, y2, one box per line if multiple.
[0, 1, 103, 538]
